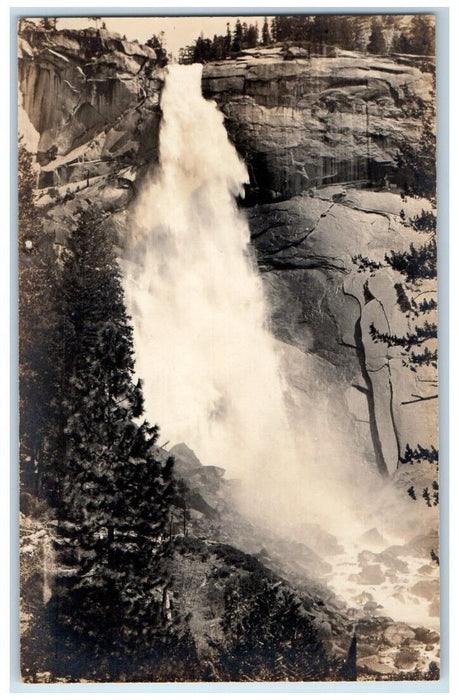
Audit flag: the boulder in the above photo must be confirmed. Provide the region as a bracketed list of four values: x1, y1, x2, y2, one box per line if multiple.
[383, 622, 416, 646]
[407, 531, 439, 558]
[290, 521, 344, 555]
[358, 550, 380, 567]
[414, 627, 440, 645]
[354, 564, 385, 585]
[170, 442, 203, 469]
[394, 648, 419, 670]
[360, 528, 388, 548]
[376, 550, 409, 573]
[358, 655, 394, 675]
[410, 579, 439, 601]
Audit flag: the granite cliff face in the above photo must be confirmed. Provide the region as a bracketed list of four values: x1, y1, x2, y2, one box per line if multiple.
[202, 48, 433, 202]
[18, 29, 439, 677]
[18, 23, 165, 242]
[202, 49, 436, 485]
[18, 30, 437, 492]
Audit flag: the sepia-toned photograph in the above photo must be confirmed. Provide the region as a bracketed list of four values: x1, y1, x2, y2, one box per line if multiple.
[17, 12, 440, 684]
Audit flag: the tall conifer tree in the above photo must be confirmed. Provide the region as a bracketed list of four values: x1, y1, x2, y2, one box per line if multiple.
[262, 17, 271, 45]
[18, 142, 61, 498]
[367, 19, 387, 54]
[53, 209, 183, 679]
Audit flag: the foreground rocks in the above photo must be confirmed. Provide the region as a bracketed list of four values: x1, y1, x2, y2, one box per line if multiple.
[158, 441, 440, 679]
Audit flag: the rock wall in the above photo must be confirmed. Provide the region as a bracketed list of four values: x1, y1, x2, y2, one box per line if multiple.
[203, 49, 437, 485]
[18, 24, 165, 243]
[202, 48, 433, 203]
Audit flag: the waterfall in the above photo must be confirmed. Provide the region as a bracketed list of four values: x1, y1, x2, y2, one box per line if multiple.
[123, 64, 309, 519]
[122, 64, 397, 532]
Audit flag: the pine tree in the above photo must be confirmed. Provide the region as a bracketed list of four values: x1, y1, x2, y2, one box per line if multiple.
[392, 32, 412, 54]
[232, 19, 243, 52]
[225, 22, 232, 56]
[338, 17, 356, 51]
[396, 101, 436, 200]
[218, 572, 330, 680]
[262, 17, 271, 45]
[351, 16, 367, 52]
[52, 209, 182, 679]
[246, 23, 259, 49]
[18, 142, 61, 498]
[408, 15, 435, 56]
[367, 19, 387, 54]
[391, 17, 435, 57]
[241, 22, 249, 47]
[311, 15, 331, 46]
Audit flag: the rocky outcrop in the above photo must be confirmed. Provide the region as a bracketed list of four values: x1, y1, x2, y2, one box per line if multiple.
[248, 185, 437, 481]
[18, 23, 165, 241]
[202, 49, 433, 203]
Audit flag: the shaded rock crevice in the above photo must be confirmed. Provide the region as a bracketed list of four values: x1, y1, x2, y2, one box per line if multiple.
[349, 295, 390, 478]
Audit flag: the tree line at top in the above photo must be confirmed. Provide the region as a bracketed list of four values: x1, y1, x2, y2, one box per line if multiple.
[179, 14, 435, 64]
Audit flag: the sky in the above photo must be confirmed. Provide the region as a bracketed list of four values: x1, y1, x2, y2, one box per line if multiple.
[55, 15, 267, 59]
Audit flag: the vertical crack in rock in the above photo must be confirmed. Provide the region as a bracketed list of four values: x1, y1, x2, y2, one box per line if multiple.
[352, 308, 390, 478]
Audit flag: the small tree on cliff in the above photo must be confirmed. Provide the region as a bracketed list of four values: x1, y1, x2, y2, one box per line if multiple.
[39, 17, 57, 31]
[52, 209, 189, 679]
[146, 32, 168, 66]
[370, 204, 438, 510]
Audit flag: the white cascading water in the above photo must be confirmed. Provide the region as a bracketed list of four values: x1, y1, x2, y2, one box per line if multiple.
[123, 63, 402, 529]
[123, 63, 310, 520]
